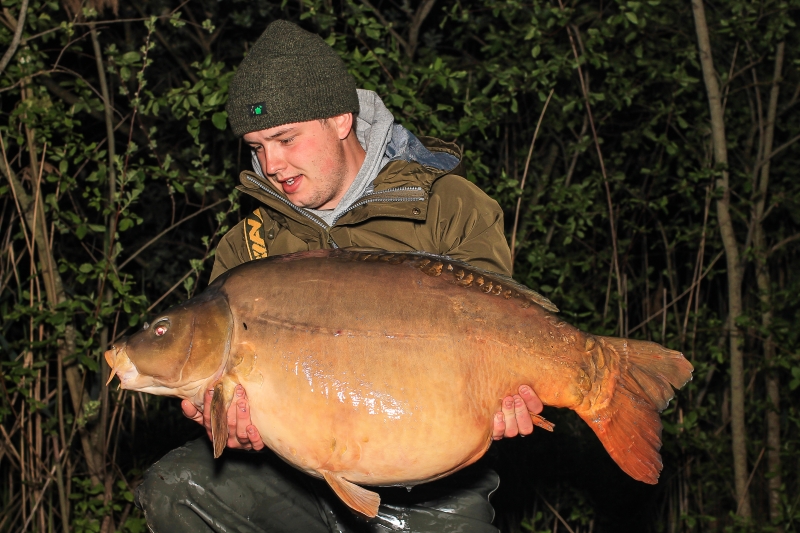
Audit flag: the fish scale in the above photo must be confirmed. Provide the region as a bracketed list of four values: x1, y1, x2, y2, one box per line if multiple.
[105, 248, 693, 518]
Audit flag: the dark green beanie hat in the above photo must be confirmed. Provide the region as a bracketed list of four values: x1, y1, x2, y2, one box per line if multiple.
[226, 20, 360, 137]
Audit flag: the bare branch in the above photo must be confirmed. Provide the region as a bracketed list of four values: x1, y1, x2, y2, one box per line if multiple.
[357, 0, 409, 51]
[407, 0, 437, 58]
[0, 0, 29, 77]
[510, 88, 554, 266]
[119, 198, 227, 269]
[769, 233, 800, 255]
[558, 2, 623, 333]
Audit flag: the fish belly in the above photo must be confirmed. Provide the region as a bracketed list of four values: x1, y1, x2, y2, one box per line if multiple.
[238, 330, 507, 486]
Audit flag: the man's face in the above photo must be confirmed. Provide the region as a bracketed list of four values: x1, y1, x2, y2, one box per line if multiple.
[244, 116, 352, 210]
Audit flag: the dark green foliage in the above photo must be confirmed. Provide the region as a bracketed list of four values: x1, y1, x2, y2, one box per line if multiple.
[1, 0, 799, 531]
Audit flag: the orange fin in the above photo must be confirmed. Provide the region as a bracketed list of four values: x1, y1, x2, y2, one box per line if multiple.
[578, 337, 693, 484]
[322, 470, 380, 518]
[531, 413, 555, 432]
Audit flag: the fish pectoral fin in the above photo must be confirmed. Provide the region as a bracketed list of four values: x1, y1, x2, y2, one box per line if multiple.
[210, 380, 232, 458]
[321, 470, 380, 518]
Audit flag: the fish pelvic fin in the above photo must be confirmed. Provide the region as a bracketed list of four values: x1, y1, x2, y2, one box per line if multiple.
[210, 377, 238, 458]
[322, 470, 380, 518]
[577, 337, 693, 484]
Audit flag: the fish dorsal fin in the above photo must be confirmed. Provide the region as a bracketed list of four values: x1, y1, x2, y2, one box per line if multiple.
[336, 248, 559, 313]
[322, 470, 381, 518]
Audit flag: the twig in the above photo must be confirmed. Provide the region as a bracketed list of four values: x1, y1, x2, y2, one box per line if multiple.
[753, 132, 800, 174]
[0, 0, 29, 77]
[357, 0, 409, 51]
[736, 447, 765, 515]
[535, 490, 576, 533]
[145, 267, 194, 313]
[770, 232, 800, 255]
[628, 250, 724, 335]
[119, 200, 226, 269]
[557, 1, 623, 332]
[510, 88, 554, 265]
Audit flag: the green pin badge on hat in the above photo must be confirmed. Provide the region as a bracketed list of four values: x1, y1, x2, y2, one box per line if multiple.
[227, 20, 360, 137]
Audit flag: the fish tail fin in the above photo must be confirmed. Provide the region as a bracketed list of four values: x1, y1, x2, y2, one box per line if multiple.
[576, 337, 693, 484]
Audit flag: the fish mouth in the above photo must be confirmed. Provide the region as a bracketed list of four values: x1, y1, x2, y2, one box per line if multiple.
[104, 343, 139, 389]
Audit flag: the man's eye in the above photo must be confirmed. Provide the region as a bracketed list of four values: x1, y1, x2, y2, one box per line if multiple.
[280, 137, 295, 145]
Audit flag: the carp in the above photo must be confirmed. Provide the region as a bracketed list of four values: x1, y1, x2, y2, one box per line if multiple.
[105, 249, 693, 517]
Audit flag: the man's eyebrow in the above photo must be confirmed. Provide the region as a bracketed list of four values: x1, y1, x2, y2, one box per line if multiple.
[267, 127, 296, 139]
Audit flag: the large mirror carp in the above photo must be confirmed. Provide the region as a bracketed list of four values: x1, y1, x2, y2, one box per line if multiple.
[105, 248, 693, 517]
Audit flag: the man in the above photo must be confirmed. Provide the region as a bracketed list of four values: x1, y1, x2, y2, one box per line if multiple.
[136, 20, 543, 533]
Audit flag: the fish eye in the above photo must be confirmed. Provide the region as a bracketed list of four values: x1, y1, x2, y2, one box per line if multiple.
[153, 319, 169, 336]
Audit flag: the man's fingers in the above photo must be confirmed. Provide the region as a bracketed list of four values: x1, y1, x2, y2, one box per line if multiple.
[519, 385, 543, 414]
[234, 399, 251, 445]
[227, 385, 243, 431]
[513, 395, 534, 436]
[246, 425, 265, 451]
[501, 396, 518, 438]
[181, 400, 202, 423]
[492, 412, 505, 440]
[226, 385, 250, 449]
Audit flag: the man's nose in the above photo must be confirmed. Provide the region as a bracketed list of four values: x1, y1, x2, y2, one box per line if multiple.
[263, 144, 286, 176]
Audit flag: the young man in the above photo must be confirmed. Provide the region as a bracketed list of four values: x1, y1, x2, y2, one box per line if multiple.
[136, 20, 542, 533]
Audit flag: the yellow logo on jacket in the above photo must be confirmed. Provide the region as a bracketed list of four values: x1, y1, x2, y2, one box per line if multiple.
[244, 209, 268, 260]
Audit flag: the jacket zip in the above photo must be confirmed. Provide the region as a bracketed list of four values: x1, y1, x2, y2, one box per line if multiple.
[245, 176, 426, 247]
[332, 188, 426, 225]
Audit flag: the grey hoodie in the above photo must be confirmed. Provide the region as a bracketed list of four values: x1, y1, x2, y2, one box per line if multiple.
[251, 89, 458, 227]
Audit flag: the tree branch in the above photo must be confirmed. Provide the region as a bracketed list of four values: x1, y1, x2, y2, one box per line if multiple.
[691, 0, 750, 517]
[357, 0, 409, 52]
[0, 0, 29, 77]
[770, 232, 800, 255]
[407, 0, 437, 58]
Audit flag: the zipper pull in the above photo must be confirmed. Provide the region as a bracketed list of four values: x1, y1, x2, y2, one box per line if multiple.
[326, 233, 338, 248]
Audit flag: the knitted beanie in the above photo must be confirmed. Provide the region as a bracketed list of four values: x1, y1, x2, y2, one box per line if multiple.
[226, 20, 360, 137]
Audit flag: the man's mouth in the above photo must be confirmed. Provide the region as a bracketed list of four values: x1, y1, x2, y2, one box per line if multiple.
[280, 175, 302, 194]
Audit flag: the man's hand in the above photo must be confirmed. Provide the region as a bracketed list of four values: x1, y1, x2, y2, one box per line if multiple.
[181, 384, 266, 451]
[492, 385, 543, 440]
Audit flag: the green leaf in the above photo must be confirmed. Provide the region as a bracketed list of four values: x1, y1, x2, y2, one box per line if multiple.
[212, 111, 228, 130]
[121, 51, 141, 63]
[625, 12, 639, 24]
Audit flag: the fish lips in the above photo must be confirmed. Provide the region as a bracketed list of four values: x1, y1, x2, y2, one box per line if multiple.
[104, 341, 140, 389]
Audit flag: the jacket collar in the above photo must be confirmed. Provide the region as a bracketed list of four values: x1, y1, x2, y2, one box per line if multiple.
[237, 137, 463, 229]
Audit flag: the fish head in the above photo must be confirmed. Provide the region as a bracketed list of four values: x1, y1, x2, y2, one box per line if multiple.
[104, 292, 233, 400]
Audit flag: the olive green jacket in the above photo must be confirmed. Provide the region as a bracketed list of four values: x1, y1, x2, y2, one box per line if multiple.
[209, 137, 512, 282]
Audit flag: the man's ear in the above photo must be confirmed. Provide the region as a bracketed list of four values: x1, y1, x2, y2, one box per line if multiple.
[331, 113, 355, 140]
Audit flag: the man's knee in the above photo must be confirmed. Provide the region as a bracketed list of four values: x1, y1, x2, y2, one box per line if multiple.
[135, 439, 217, 531]
[367, 468, 500, 533]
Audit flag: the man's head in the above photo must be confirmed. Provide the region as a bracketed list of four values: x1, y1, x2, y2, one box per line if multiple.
[226, 20, 364, 209]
